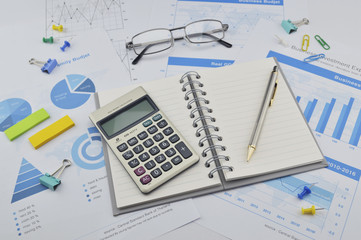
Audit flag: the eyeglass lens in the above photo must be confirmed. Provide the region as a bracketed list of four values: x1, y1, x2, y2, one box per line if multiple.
[185, 20, 224, 43]
[132, 29, 173, 55]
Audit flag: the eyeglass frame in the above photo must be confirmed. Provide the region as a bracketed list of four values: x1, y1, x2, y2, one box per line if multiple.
[125, 19, 232, 64]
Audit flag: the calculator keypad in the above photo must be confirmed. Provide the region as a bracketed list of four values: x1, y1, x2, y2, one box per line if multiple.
[115, 113, 198, 193]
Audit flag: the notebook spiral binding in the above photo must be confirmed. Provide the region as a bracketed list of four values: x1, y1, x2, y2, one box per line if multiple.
[180, 71, 233, 178]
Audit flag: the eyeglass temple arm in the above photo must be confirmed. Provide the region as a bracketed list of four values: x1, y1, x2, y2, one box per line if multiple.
[132, 43, 157, 65]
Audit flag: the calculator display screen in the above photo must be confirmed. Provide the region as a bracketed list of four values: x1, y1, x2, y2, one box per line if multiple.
[100, 97, 156, 137]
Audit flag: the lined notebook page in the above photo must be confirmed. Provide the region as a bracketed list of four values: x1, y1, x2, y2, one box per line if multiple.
[196, 57, 324, 181]
[96, 80, 222, 209]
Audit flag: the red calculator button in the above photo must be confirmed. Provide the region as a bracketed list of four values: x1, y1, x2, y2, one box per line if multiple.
[140, 175, 152, 185]
[134, 166, 146, 176]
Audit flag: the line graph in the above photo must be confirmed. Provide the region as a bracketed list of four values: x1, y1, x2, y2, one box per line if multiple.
[46, 0, 134, 82]
[46, 0, 124, 35]
[52, 0, 122, 25]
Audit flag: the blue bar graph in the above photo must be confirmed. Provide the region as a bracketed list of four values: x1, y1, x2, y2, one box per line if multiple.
[332, 98, 354, 139]
[349, 109, 361, 146]
[316, 98, 336, 134]
[304, 99, 318, 122]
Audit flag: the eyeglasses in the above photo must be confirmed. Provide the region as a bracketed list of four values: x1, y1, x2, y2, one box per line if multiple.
[125, 19, 232, 65]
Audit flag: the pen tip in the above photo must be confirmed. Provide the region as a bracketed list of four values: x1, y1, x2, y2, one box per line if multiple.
[247, 145, 256, 161]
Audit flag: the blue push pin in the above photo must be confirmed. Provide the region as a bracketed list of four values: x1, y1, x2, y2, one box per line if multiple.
[60, 40, 71, 52]
[39, 159, 72, 191]
[297, 184, 315, 199]
[29, 58, 58, 74]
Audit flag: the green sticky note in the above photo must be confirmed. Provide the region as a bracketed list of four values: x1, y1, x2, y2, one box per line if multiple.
[4, 108, 50, 141]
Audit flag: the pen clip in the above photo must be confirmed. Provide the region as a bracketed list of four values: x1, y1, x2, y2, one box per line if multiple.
[269, 70, 278, 106]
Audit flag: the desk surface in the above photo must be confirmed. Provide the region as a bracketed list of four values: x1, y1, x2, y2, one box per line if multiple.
[1, 1, 360, 240]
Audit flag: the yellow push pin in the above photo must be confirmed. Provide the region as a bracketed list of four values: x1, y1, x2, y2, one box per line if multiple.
[52, 24, 63, 32]
[301, 205, 324, 215]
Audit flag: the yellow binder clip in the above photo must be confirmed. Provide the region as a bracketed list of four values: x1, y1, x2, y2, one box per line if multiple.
[302, 35, 310, 51]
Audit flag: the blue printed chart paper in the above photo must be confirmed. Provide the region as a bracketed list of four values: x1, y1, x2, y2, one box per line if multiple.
[0, 28, 199, 239]
[193, 19, 361, 240]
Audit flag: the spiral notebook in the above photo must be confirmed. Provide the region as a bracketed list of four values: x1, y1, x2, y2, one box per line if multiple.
[94, 57, 327, 215]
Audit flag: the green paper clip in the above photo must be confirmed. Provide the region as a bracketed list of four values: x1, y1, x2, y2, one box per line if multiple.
[39, 159, 72, 191]
[314, 35, 330, 50]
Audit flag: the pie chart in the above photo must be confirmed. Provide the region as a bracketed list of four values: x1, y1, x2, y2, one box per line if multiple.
[51, 74, 96, 109]
[0, 98, 32, 132]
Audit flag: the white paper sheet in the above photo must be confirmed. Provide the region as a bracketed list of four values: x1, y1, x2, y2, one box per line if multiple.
[194, 19, 361, 240]
[0, 26, 199, 240]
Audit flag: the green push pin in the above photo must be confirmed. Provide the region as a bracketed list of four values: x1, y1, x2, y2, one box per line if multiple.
[43, 36, 54, 43]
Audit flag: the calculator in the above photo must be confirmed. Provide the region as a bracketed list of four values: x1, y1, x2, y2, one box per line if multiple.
[89, 86, 199, 193]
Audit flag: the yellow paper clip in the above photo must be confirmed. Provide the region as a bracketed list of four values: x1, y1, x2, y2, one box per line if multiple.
[314, 35, 330, 50]
[302, 34, 310, 51]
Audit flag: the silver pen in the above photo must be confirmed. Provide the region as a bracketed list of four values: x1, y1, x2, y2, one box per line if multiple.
[247, 66, 278, 161]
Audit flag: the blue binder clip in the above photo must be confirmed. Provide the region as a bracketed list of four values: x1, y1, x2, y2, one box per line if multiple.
[29, 58, 58, 74]
[281, 18, 309, 34]
[39, 159, 72, 191]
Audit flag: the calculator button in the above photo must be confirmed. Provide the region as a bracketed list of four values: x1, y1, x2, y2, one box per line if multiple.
[151, 168, 162, 178]
[127, 137, 138, 146]
[143, 120, 152, 127]
[144, 139, 154, 148]
[171, 156, 183, 165]
[139, 152, 150, 162]
[165, 148, 176, 157]
[147, 125, 158, 134]
[153, 133, 164, 142]
[145, 160, 156, 170]
[137, 131, 148, 140]
[122, 151, 134, 160]
[152, 114, 162, 121]
[159, 140, 170, 149]
[133, 144, 144, 154]
[161, 162, 172, 172]
[117, 143, 128, 152]
[134, 166, 146, 176]
[155, 154, 166, 163]
[149, 146, 160, 155]
[169, 134, 180, 143]
[163, 127, 174, 136]
[140, 175, 152, 185]
[157, 120, 168, 128]
[175, 142, 193, 159]
[128, 159, 140, 168]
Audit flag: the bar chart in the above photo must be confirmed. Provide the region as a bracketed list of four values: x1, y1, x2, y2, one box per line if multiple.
[296, 95, 361, 147]
[267, 51, 361, 149]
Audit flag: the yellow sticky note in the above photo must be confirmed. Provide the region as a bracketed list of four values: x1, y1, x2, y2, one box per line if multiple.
[29, 115, 75, 149]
